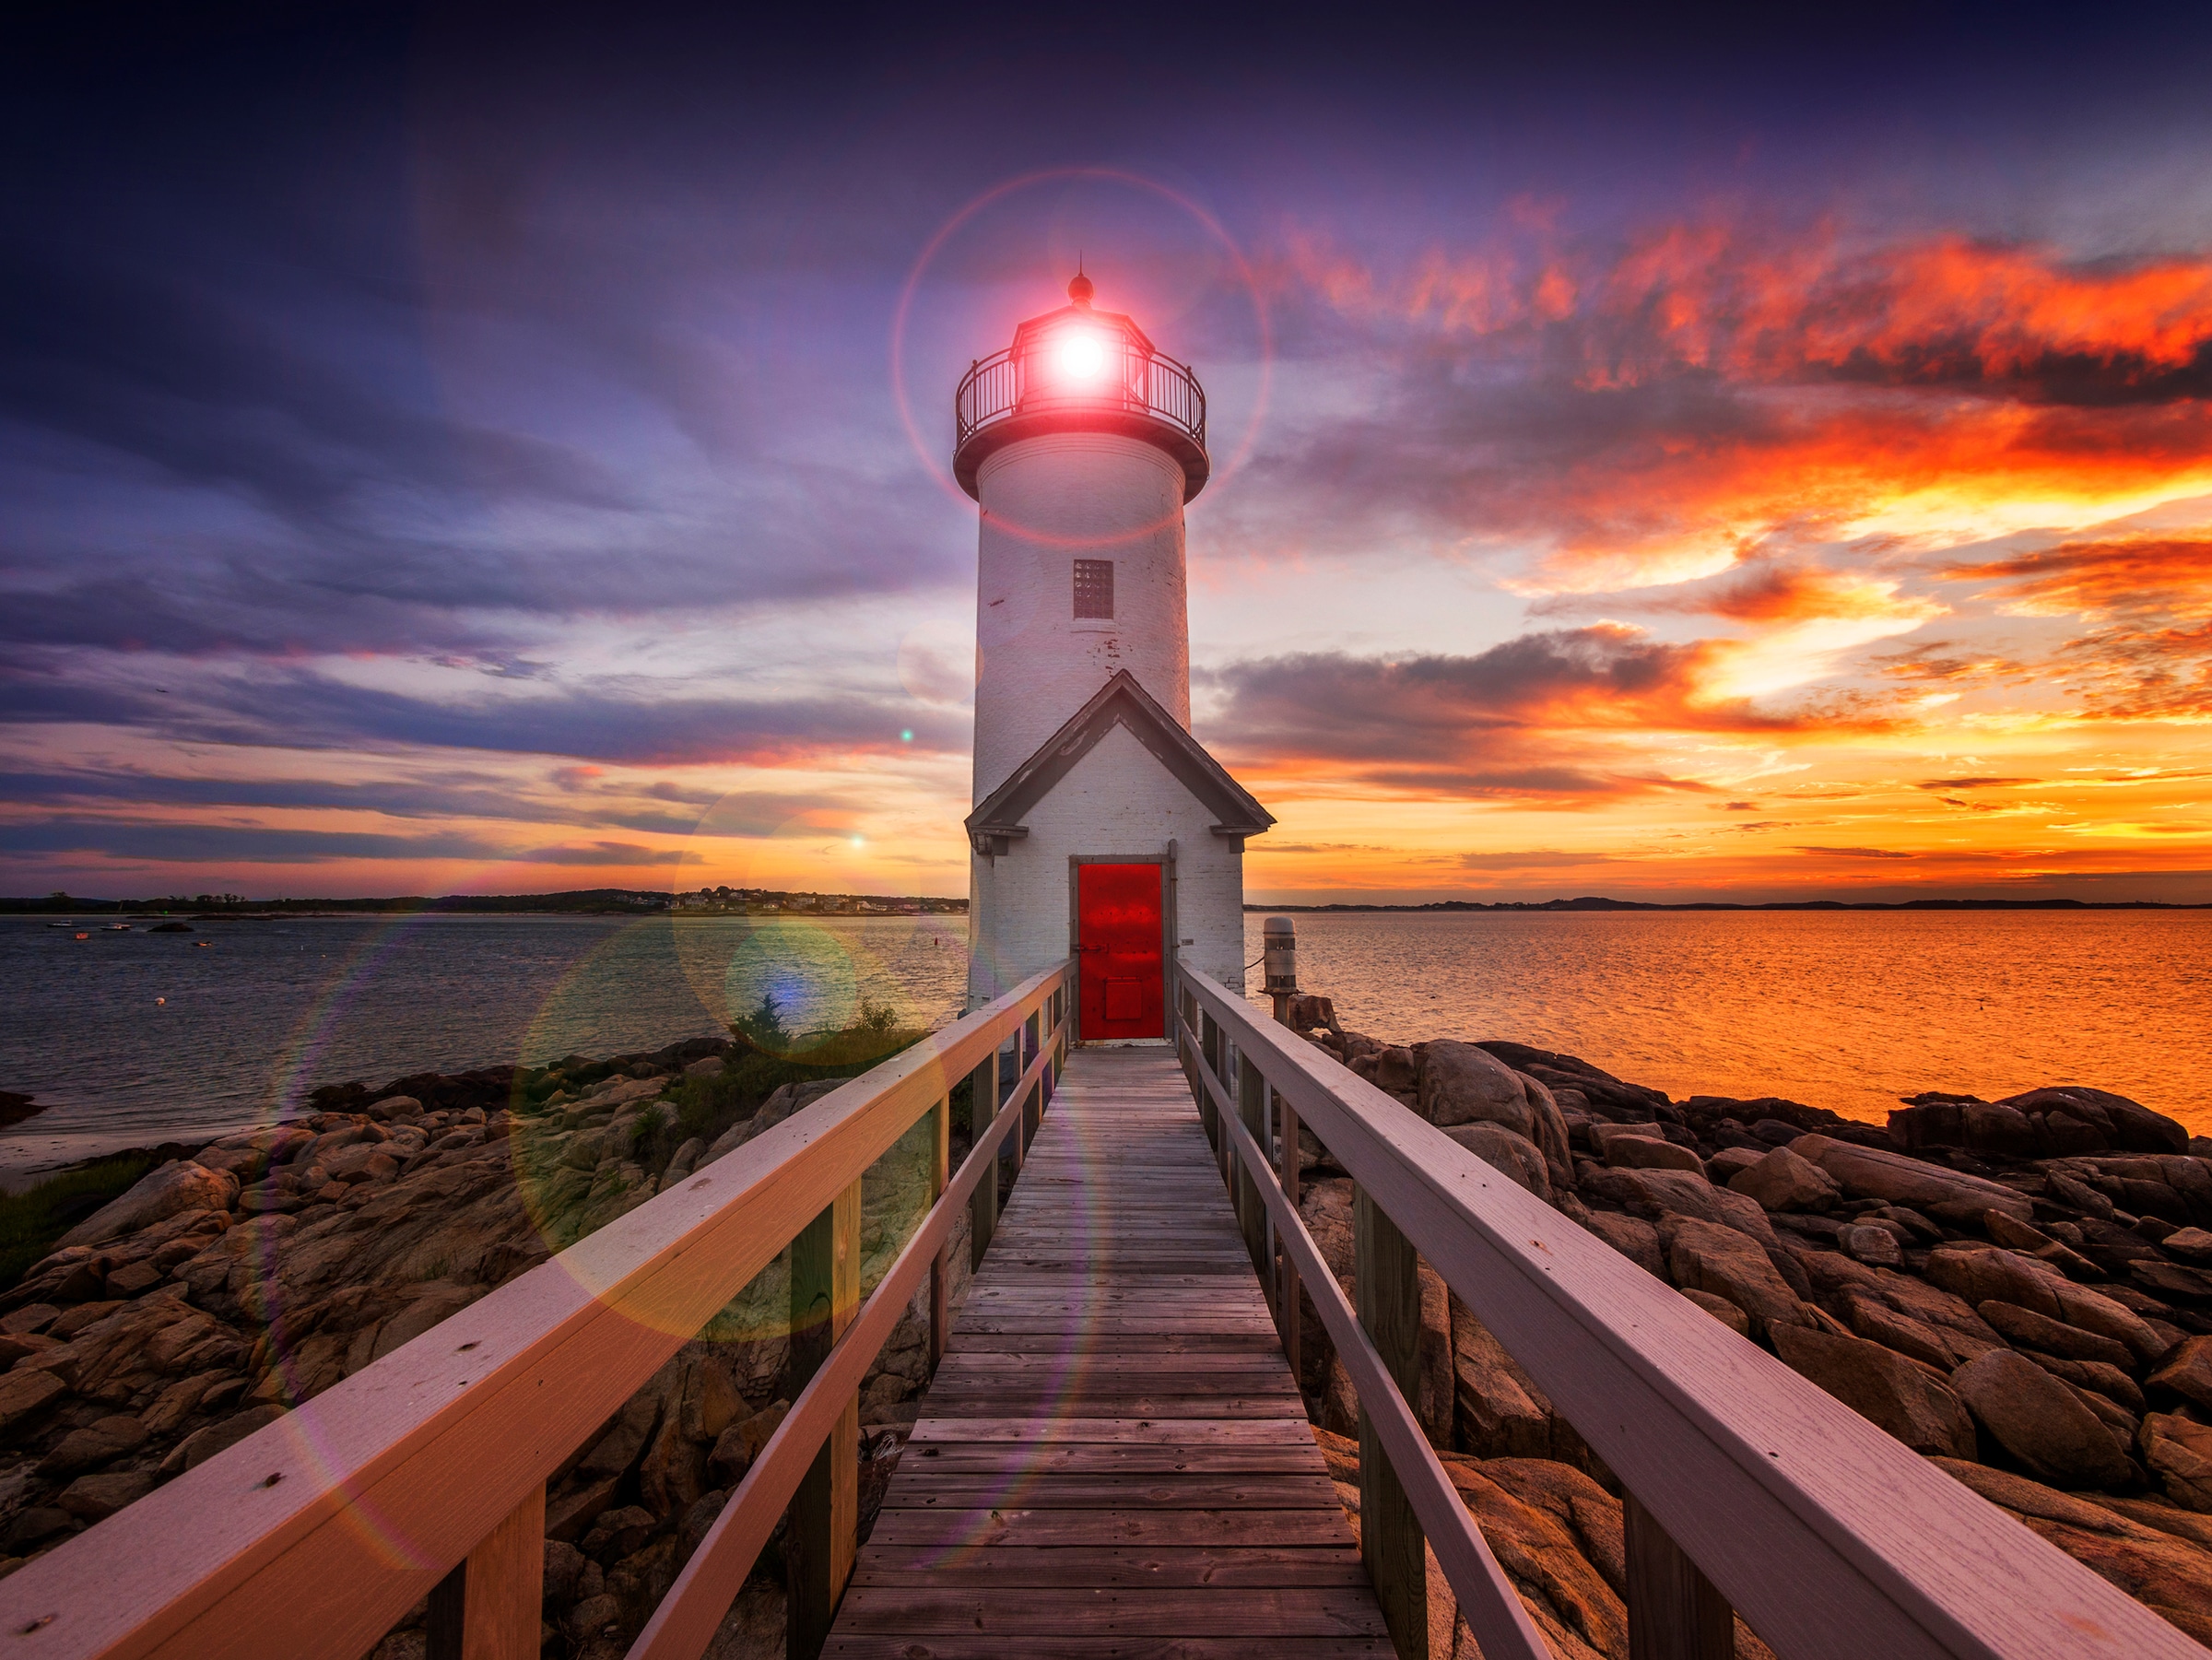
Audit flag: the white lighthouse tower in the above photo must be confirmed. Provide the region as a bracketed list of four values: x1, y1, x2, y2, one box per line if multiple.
[956, 272, 1272, 1037]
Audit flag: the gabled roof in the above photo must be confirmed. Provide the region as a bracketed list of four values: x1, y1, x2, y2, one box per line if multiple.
[965, 670, 1275, 855]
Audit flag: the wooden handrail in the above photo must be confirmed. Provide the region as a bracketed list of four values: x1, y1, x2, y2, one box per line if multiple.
[1173, 967, 2203, 1660]
[0, 965, 1072, 1660]
[1177, 1007, 1550, 1660]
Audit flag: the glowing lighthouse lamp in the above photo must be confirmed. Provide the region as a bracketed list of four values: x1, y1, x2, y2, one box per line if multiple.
[954, 273, 1273, 1041]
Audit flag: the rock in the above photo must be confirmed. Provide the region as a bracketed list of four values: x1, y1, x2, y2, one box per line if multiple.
[1420, 1042, 1534, 1137]
[56, 1469, 157, 1522]
[2023, 1352, 2148, 1416]
[703, 1081, 841, 1163]
[0, 1368, 68, 1434]
[1999, 1087, 2188, 1158]
[1435, 1454, 1630, 1659]
[1680, 1289, 1751, 1336]
[684, 1056, 724, 1080]
[579, 1391, 661, 1482]
[1417, 1262, 1452, 1450]
[701, 1579, 786, 1660]
[2167, 1229, 2212, 1263]
[2136, 1261, 2212, 1301]
[1950, 1350, 2133, 1489]
[368, 1281, 483, 1364]
[162, 1404, 288, 1476]
[1705, 1147, 1764, 1183]
[1449, 1296, 1550, 1459]
[639, 1412, 707, 1516]
[1583, 1167, 1781, 1250]
[1372, 1047, 1419, 1098]
[1771, 1324, 1975, 1457]
[582, 1503, 657, 1562]
[57, 1161, 240, 1249]
[1728, 1148, 1841, 1213]
[1927, 1247, 2164, 1361]
[543, 1538, 590, 1604]
[6, 1508, 75, 1551]
[1604, 1136, 1702, 1174]
[1789, 1135, 2034, 1221]
[2149, 1336, 2212, 1413]
[40, 1414, 148, 1477]
[1580, 1212, 1664, 1278]
[2145, 1413, 2212, 1512]
[0, 1304, 61, 1336]
[1441, 1123, 1550, 1200]
[1978, 1301, 2136, 1370]
[1841, 1224, 1905, 1268]
[1665, 1218, 1808, 1336]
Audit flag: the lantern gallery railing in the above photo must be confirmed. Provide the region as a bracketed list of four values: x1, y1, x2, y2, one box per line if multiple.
[954, 332, 1206, 457]
[1171, 963, 2200, 1660]
[0, 966, 1073, 1660]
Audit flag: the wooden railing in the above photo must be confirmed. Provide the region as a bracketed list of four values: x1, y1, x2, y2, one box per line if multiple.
[0, 965, 1073, 1660]
[1173, 966, 2204, 1660]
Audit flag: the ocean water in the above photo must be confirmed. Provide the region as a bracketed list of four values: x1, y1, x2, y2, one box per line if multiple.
[0, 912, 970, 1178]
[1, 907, 2205, 1180]
[1247, 910, 2212, 1133]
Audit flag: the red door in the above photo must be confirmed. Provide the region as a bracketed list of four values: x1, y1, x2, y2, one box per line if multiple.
[1077, 863, 1163, 1040]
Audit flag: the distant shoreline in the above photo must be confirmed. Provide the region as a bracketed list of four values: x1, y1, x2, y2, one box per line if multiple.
[1241, 897, 2212, 913]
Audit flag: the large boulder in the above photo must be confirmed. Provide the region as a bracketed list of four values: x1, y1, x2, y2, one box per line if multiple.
[1419, 1042, 1532, 1137]
[1581, 1211, 1665, 1278]
[1997, 1087, 2188, 1158]
[1926, 1247, 2165, 1362]
[1583, 1167, 1782, 1251]
[59, 1160, 239, 1248]
[1442, 1123, 1550, 1201]
[1978, 1301, 2136, 1371]
[1770, 1324, 1974, 1457]
[1728, 1148, 1841, 1213]
[1950, 1350, 2133, 1489]
[1789, 1135, 2034, 1222]
[1665, 1218, 1808, 1336]
[1603, 1135, 1702, 1174]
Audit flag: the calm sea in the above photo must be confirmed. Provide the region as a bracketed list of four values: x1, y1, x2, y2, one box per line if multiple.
[0, 908, 2205, 1179]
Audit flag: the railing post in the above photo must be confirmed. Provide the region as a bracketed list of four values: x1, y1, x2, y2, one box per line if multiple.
[1626, 1493, 1735, 1660]
[1237, 1054, 1267, 1281]
[788, 1180, 862, 1660]
[426, 1483, 544, 1660]
[929, 1094, 950, 1373]
[1355, 1185, 1426, 1657]
[970, 1051, 999, 1270]
[1199, 1010, 1221, 1148]
[1277, 1086, 1302, 1385]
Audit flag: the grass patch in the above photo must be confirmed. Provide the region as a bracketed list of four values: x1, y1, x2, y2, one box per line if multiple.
[0, 1155, 160, 1289]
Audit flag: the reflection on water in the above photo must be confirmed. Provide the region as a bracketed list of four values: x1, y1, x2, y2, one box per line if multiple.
[0, 913, 970, 1176]
[5, 907, 2206, 1177]
[1245, 910, 2212, 1131]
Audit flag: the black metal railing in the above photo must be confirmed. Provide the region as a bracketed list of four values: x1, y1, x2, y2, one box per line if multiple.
[955, 329, 1206, 455]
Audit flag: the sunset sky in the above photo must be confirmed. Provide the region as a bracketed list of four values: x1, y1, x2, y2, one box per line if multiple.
[6, 5, 2212, 904]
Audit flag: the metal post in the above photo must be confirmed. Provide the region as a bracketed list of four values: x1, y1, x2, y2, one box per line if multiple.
[1264, 914, 1299, 1026]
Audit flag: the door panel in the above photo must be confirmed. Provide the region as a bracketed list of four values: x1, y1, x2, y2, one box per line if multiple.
[1077, 863, 1164, 1040]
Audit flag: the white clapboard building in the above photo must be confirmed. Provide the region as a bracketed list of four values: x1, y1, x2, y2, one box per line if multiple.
[954, 273, 1272, 1038]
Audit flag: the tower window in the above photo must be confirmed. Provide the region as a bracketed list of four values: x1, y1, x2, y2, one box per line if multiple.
[1074, 559, 1114, 619]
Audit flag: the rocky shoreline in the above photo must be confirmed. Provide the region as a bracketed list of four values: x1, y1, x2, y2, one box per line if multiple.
[1286, 1002, 2212, 1655]
[1, 1014, 2209, 1657]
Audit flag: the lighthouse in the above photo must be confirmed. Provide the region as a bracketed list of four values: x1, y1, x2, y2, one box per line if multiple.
[956, 273, 1273, 1037]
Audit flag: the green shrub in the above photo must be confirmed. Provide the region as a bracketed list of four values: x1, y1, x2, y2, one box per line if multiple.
[0, 1155, 159, 1289]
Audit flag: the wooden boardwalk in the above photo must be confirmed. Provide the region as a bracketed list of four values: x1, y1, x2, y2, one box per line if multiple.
[826, 1044, 1389, 1656]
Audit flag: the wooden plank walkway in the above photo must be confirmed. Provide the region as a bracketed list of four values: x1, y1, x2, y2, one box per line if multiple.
[826, 1044, 1389, 1657]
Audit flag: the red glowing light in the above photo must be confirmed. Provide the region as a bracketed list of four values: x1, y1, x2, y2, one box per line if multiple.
[1053, 327, 1110, 384]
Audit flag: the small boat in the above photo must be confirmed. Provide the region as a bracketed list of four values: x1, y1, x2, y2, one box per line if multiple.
[106, 924, 131, 932]
[45, 921, 76, 928]
[74, 933, 88, 940]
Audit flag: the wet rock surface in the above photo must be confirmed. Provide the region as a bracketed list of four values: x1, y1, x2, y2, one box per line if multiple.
[1288, 1017, 2212, 1646]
